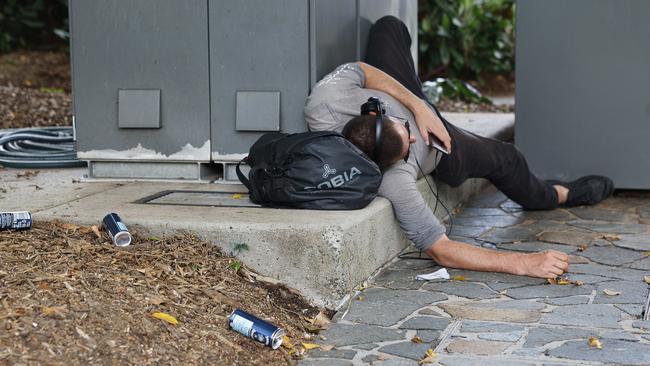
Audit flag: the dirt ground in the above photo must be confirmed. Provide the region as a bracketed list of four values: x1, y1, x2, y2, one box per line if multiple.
[0, 222, 328, 365]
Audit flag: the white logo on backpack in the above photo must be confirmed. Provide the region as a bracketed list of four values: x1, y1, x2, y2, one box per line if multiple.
[305, 166, 362, 190]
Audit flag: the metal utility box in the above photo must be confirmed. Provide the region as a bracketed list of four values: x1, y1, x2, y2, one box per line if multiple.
[69, 0, 416, 181]
[515, 0, 650, 189]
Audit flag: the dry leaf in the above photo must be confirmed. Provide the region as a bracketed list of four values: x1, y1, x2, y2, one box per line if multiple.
[452, 275, 465, 281]
[356, 295, 364, 301]
[578, 244, 588, 252]
[91, 225, 102, 238]
[302, 343, 320, 350]
[312, 311, 331, 329]
[419, 348, 438, 364]
[547, 278, 558, 285]
[411, 336, 423, 343]
[644, 276, 650, 285]
[601, 234, 620, 241]
[645, 251, 650, 256]
[151, 312, 178, 325]
[232, 193, 242, 199]
[304, 324, 322, 334]
[588, 337, 603, 349]
[320, 344, 335, 351]
[61, 223, 80, 231]
[41, 306, 67, 317]
[574, 281, 584, 286]
[556, 278, 572, 285]
[281, 336, 294, 349]
[602, 289, 621, 296]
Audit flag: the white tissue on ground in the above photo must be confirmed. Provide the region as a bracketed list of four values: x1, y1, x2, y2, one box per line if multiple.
[415, 268, 450, 281]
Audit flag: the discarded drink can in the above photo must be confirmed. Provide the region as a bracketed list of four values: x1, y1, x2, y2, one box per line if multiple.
[102, 213, 132, 246]
[228, 308, 285, 349]
[0, 211, 32, 230]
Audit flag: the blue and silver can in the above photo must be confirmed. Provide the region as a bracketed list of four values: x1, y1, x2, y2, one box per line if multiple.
[228, 308, 285, 349]
[102, 213, 132, 246]
[0, 211, 32, 230]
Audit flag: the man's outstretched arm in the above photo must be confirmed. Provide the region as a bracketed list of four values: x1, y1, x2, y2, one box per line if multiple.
[425, 235, 570, 279]
[356, 62, 452, 152]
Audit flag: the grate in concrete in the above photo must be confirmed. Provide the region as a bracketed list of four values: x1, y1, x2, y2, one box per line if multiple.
[135, 190, 260, 208]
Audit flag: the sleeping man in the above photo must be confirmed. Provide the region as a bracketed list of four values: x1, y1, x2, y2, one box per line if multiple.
[304, 16, 613, 279]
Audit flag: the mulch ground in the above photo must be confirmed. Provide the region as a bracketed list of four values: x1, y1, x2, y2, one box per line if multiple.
[0, 222, 327, 365]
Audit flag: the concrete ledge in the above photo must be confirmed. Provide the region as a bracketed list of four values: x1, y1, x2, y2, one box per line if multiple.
[2, 112, 514, 309]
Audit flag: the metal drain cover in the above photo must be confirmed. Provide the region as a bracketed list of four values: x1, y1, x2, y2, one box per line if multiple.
[136, 190, 260, 208]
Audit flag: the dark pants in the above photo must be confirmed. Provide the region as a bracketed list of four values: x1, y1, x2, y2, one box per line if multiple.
[365, 16, 558, 210]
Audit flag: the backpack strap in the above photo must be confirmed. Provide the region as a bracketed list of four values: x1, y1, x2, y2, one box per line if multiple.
[236, 158, 252, 190]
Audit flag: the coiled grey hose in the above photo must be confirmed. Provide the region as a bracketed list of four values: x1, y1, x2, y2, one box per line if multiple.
[0, 127, 86, 168]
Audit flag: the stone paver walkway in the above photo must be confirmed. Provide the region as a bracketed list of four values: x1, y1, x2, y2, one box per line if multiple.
[299, 188, 650, 365]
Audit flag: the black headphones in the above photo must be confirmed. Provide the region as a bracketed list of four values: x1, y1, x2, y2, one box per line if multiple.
[360, 97, 386, 160]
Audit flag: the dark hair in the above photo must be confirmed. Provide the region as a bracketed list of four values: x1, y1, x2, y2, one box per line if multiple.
[342, 115, 403, 170]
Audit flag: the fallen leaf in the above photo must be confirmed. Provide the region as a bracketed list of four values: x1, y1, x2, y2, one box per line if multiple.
[452, 275, 465, 281]
[578, 244, 588, 252]
[411, 336, 423, 343]
[601, 234, 620, 241]
[645, 251, 650, 256]
[574, 281, 584, 286]
[419, 348, 438, 364]
[151, 312, 178, 325]
[302, 343, 320, 350]
[320, 344, 335, 351]
[281, 336, 294, 349]
[304, 324, 322, 334]
[37, 282, 50, 290]
[588, 337, 603, 349]
[644, 276, 650, 285]
[356, 295, 364, 301]
[556, 278, 572, 285]
[603, 289, 621, 296]
[41, 306, 67, 317]
[547, 278, 558, 285]
[91, 225, 102, 238]
[312, 311, 331, 330]
[61, 223, 80, 231]
[232, 193, 242, 199]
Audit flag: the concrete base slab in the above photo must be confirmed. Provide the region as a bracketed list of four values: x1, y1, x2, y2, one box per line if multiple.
[0, 113, 514, 308]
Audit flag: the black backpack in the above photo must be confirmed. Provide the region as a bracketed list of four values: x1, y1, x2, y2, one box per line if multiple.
[236, 131, 382, 210]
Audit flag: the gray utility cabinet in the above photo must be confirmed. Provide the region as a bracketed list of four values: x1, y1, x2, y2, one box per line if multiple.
[516, 0, 650, 189]
[69, 0, 416, 181]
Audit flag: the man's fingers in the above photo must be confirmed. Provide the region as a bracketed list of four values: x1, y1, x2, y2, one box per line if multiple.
[418, 125, 431, 146]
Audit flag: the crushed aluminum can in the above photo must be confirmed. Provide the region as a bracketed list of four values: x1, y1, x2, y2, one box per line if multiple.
[102, 212, 132, 246]
[0, 211, 32, 230]
[229, 308, 285, 349]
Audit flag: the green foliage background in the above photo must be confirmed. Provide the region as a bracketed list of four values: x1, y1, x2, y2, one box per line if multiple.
[418, 0, 515, 82]
[0, 0, 69, 53]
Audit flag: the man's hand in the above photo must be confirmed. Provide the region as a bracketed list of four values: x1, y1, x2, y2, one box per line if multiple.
[412, 101, 452, 153]
[517, 250, 569, 279]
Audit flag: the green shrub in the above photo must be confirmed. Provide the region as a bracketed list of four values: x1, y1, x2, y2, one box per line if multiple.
[0, 0, 69, 53]
[418, 0, 515, 82]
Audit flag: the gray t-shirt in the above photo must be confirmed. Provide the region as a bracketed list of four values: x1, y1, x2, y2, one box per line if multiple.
[304, 63, 446, 251]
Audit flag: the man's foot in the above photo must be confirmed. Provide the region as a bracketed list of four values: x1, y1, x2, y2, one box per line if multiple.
[548, 175, 614, 207]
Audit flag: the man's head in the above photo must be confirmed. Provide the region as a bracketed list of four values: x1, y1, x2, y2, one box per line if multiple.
[342, 114, 414, 170]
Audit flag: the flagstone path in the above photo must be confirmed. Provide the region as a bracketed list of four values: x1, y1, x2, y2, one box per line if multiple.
[300, 188, 650, 365]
